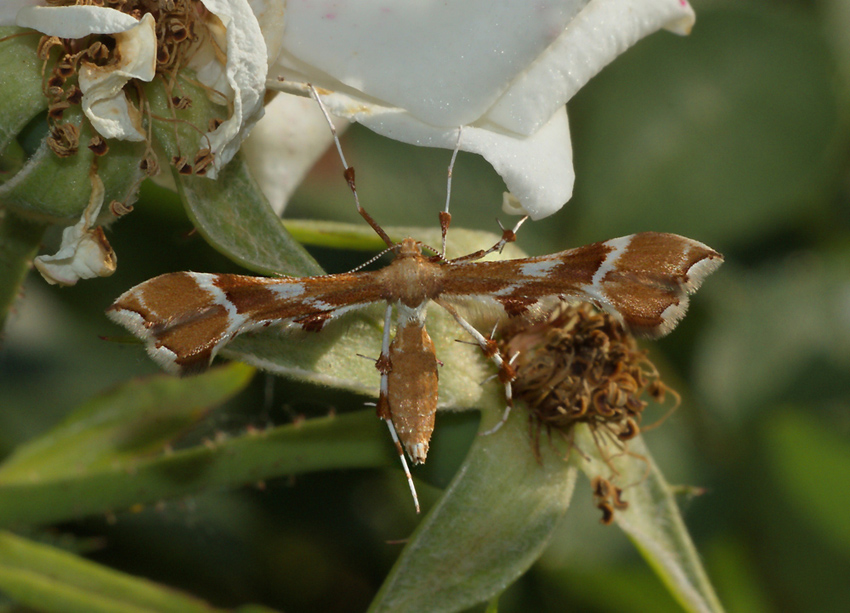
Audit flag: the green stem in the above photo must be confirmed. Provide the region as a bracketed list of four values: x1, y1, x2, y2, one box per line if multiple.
[0, 210, 46, 331]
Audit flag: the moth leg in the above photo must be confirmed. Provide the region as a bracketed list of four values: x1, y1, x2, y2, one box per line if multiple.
[436, 300, 517, 436]
[447, 215, 529, 264]
[375, 303, 421, 514]
[383, 418, 421, 514]
[440, 127, 463, 258]
[307, 84, 394, 248]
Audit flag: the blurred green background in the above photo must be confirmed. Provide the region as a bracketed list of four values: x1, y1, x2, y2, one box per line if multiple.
[2, 0, 849, 611]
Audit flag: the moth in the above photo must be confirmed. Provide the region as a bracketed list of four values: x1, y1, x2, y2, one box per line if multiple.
[108, 91, 723, 512]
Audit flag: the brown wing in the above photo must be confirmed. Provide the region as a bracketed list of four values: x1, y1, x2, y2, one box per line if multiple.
[440, 232, 723, 337]
[107, 270, 386, 374]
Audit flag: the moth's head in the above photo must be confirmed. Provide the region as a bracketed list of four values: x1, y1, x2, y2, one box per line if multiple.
[396, 238, 424, 259]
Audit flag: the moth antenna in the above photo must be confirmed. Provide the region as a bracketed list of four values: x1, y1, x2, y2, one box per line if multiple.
[440, 127, 463, 258]
[307, 84, 394, 248]
[417, 241, 445, 260]
[347, 244, 399, 273]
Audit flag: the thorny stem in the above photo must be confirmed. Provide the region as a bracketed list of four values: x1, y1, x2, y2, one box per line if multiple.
[0, 209, 46, 332]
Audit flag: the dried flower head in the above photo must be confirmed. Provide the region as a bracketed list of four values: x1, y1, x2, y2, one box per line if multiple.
[500, 302, 679, 523]
[503, 303, 673, 433]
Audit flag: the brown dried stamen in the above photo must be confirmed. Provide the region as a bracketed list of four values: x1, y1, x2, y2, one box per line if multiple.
[47, 122, 80, 157]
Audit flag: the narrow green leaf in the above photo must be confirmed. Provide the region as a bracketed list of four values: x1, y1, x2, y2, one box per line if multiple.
[0, 363, 255, 482]
[574, 425, 725, 613]
[143, 76, 320, 277]
[175, 154, 323, 277]
[369, 405, 577, 613]
[0, 529, 243, 612]
[283, 218, 390, 252]
[0, 385, 391, 527]
[282, 220, 524, 259]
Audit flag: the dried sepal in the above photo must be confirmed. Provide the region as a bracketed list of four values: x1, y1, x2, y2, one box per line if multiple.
[88, 135, 109, 156]
[34, 167, 117, 286]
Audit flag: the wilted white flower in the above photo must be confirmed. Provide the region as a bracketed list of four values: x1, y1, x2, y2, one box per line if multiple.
[3, 0, 305, 283]
[11, 0, 268, 179]
[34, 171, 117, 286]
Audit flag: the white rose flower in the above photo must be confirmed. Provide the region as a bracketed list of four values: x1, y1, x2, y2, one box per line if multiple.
[268, 0, 696, 219]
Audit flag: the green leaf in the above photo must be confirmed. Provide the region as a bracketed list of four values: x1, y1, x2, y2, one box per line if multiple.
[0, 363, 255, 482]
[144, 76, 321, 277]
[283, 218, 402, 252]
[0, 365, 392, 527]
[284, 219, 525, 259]
[224, 301, 498, 412]
[0, 529, 276, 612]
[369, 405, 577, 613]
[574, 425, 725, 613]
[763, 408, 850, 555]
[176, 154, 323, 277]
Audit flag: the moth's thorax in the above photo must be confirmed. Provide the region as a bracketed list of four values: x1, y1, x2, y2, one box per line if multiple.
[380, 238, 444, 307]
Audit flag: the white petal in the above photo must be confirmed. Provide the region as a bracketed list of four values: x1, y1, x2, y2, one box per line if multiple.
[267, 0, 694, 219]
[241, 93, 343, 215]
[501, 192, 526, 216]
[275, 0, 584, 128]
[34, 173, 116, 286]
[16, 5, 139, 38]
[197, 0, 269, 179]
[77, 13, 156, 141]
[486, 0, 696, 134]
[245, 0, 286, 64]
[332, 99, 573, 220]
[0, 1, 41, 25]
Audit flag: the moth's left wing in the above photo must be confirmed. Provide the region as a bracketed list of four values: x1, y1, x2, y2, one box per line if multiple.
[440, 232, 723, 338]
